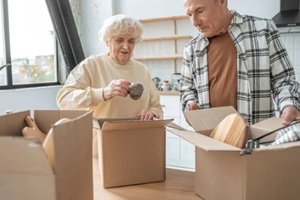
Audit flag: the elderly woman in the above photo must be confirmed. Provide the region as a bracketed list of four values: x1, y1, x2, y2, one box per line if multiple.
[56, 14, 163, 120]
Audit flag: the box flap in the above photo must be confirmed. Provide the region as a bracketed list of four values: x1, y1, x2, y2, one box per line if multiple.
[166, 122, 187, 131]
[51, 111, 93, 200]
[0, 137, 52, 174]
[167, 127, 240, 151]
[0, 110, 30, 136]
[249, 117, 289, 142]
[101, 119, 173, 131]
[251, 117, 284, 130]
[183, 106, 237, 133]
[93, 118, 100, 129]
[33, 110, 90, 134]
[98, 117, 140, 128]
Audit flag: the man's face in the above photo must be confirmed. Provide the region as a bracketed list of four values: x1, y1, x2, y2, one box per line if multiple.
[184, 0, 228, 38]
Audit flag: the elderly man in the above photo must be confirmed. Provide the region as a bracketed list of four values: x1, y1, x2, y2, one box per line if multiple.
[180, 0, 300, 125]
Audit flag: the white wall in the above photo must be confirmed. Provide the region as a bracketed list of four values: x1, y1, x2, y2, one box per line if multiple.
[115, 0, 280, 19]
[228, 0, 280, 19]
[80, 0, 113, 57]
[115, 0, 186, 19]
[0, 86, 61, 114]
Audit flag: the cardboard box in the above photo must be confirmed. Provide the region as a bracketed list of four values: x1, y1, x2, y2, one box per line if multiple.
[94, 118, 172, 188]
[167, 106, 300, 200]
[0, 110, 94, 200]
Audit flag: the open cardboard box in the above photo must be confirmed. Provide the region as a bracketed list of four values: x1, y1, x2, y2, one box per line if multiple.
[93, 117, 173, 188]
[167, 106, 300, 200]
[0, 110, 94, 200]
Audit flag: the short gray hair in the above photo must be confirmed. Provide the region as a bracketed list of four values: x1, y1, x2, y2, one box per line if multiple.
[99, 14, 143, 43]
[213, 0, 228, 6]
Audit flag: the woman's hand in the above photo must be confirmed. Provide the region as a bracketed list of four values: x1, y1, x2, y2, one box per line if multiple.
[103, 79, 131, 100]
[281, 106, 300, 125]
[138, 109, 156, 120]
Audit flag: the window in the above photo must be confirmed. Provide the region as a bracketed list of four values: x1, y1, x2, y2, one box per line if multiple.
[0, 0, 84, 89]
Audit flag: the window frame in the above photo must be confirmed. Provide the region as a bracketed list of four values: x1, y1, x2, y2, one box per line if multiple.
[0, 0, 84, 89]
[45, 0, 85, 74]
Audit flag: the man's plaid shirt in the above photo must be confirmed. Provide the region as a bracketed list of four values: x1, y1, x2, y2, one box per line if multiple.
[180, 10, 300, 125]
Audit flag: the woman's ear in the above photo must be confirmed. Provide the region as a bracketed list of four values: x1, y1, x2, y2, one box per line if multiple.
[106, 41, 109, 47]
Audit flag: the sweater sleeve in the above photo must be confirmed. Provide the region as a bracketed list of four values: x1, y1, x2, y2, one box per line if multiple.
[56, 61, 105, 110]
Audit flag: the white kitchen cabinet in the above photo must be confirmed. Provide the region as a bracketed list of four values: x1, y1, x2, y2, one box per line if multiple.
[160, 94, 181, 119]
[160, 94, 195, 170]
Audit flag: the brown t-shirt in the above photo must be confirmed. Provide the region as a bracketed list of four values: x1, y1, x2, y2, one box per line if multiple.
[207, 32, 237, 109]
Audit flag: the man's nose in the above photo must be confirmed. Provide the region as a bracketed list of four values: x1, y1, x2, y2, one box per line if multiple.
[191, 15, 201, 26]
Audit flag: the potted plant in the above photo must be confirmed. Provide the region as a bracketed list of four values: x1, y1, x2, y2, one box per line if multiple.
[0, 64, 11, 71]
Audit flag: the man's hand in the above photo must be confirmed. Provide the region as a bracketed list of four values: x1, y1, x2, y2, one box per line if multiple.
[189, 102, 200, 110]
[281, 106, 300, 125]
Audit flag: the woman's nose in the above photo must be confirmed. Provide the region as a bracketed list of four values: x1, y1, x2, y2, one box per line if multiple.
[122, 42, 129, 49]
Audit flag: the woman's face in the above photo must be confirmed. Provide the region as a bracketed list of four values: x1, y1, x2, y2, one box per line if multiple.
[107, 33, 136, 65]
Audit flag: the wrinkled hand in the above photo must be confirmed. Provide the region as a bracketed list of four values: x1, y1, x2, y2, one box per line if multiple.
[103, 79, 131, 100]
[138, 109, 156, 120]
[189, 102, 200, 110]
[281, 106, 300, 125]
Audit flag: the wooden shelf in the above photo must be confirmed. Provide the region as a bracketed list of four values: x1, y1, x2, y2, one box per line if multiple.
[142, 35, 193, 42]
[140, 15, 189, 23]
[137, 15, 192, 73]
[134, 55, 183, 61]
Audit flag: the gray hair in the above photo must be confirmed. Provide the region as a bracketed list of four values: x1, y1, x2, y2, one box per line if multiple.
[99, 14, 143, 43]
[213, 0, 228, 6]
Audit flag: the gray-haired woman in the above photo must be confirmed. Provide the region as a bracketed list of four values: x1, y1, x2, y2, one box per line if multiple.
[57, 14, 163, 120]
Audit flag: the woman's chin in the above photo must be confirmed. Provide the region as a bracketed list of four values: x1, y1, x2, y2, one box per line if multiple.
[117, 59, 130, 65]
[117, 56, 131, 65]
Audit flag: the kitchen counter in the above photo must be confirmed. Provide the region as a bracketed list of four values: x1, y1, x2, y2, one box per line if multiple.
[93, 158, 201, 200]
[158, 90, 180, 96]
